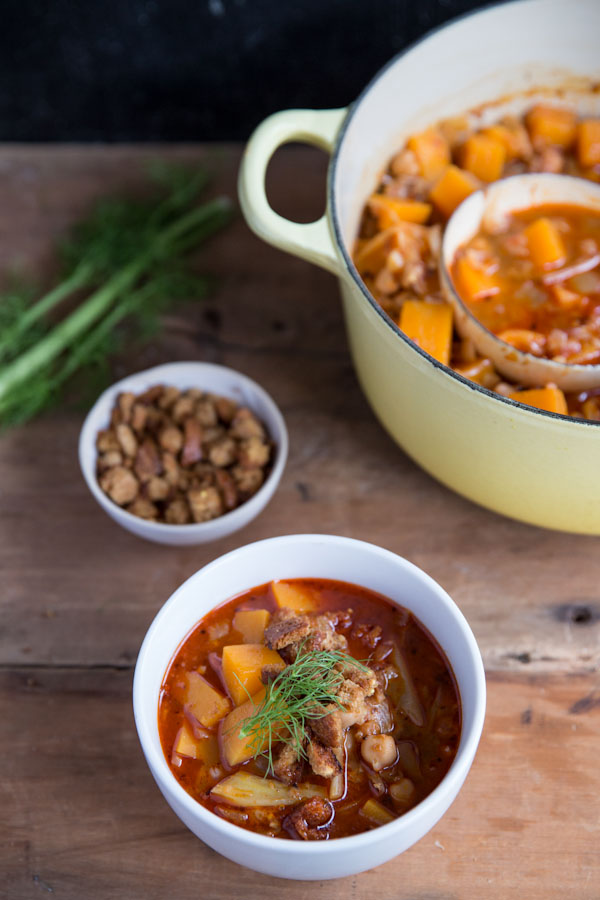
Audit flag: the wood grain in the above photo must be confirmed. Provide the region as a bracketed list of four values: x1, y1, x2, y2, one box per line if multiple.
[1, 145, 599, 898]
[2, 669, 599, 899]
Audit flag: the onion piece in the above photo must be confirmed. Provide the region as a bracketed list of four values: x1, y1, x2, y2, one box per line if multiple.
[570, 270, 600, 295]
[387, 645, 425, 727]
[542, 254, 600, 286]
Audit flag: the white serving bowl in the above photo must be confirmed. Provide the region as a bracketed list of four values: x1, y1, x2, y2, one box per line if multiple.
[133, 534, 486, 880]
[78, 361, 288, 546]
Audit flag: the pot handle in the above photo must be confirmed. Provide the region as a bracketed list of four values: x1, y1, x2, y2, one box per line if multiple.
[238, 107, 347, 275]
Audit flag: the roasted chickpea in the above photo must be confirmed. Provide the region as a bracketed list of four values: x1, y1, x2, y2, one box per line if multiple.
[360, 734, 397, 771]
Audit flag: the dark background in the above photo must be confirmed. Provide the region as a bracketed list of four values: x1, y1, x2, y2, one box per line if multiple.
[1, 0, 492, 141]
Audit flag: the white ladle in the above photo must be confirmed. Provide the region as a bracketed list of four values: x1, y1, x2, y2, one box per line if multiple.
[440, 173, 600, 392]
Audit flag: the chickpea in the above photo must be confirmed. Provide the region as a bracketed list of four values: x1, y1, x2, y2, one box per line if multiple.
[360, 734, 397, 772]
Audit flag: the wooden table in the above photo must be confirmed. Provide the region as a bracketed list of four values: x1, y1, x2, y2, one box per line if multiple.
[2, 146, 599, 900]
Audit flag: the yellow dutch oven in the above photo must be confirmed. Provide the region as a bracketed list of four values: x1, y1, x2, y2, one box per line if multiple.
[239, 0, 600, 534]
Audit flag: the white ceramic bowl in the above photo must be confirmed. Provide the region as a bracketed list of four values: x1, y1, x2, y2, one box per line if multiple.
[133, 534, 486, 880]
[79, 362, 288, 546]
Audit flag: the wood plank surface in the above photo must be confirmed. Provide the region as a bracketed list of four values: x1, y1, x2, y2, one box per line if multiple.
[1, 145, 599, 898]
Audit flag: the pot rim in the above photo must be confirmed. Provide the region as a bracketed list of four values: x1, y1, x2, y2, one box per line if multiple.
[327, 0, 599, 429]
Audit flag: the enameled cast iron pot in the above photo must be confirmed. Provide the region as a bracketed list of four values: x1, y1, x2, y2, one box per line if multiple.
[239, 0, 600, 534]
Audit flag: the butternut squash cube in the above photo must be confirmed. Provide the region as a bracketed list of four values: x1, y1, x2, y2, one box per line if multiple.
[429, 165, 479, 218]
[453, 255, 502, 302]
[368, 194, 432, 228]
[174, 724, 220, 766]
[482, 124, 521, 161]
[399, 300, 453, 366]
[460, 134, 506, 182]
[220, 686, 269, 766]
[184, 671, 231, 728]
[577, 119, 600, 168]
[232, 608, 270, 644]
[407, 128, 450, 178]
[222, 643, 285, 706]
[174, 722, 201, 759]
[526, 105, 576, 148]
[271, 580, 318, 613]
[354, 226, 402, 275]
[508, 387, 568, 415]
[524, 217, 566, 270]
[453, 358, 496, 386]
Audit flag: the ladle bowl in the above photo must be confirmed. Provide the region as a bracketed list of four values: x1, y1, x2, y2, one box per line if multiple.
[440, 173, 600, 392]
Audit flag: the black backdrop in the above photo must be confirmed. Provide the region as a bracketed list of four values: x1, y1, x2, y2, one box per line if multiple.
[1, 0, 494, 141]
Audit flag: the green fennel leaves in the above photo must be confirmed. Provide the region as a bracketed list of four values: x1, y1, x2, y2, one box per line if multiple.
[0, 166, 232, 428]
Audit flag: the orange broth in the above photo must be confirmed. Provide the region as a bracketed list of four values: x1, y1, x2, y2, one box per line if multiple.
[451, 204, 600, 363]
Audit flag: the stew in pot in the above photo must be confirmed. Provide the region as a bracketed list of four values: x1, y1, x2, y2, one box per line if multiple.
[354, 102, 600, 418]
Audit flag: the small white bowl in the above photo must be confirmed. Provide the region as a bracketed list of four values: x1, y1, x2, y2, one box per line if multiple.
[133, 534, 486, 880]
[78, 361, 288, 546]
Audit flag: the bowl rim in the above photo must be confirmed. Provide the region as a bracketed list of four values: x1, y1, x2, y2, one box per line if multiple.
[327, 0, 600, 428]
[78, 360, 289, 536]
[133, 533, 486, 854]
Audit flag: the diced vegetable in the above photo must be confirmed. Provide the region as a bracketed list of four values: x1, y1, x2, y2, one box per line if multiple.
[220, 687, 269, 766]
[183, 671, 231, 728]
[524, 217, 566, 270]
[368, 194, 432, 228]
[407, 128, 450, 179]
[550, 284, 581, 309]
[354, 227, 403, 275]
[389, 778, 416, 805]
[174, 722, 201, 759]
[358, 798, 396, 827]
[497, 329, 546, 356]
[453, 255, 502, 302]
[526, 104, 577, 148]
[399, 300, 453, 366]
[429, 165, 479, 218]
[482, 124, 522, 161]
[453, 357, 496, 386]
[271, 580, 318, 613]
[222, 643, 285, 706]
[577, 119, 600, 168]
[387, 645, 425, 727]
[583, 398, 600, 420]
[508, 386, 568, 415]
[329, 772, 345, 801]
[460, 134, 506, 183]
[210, 771, 327, 808]
[232, 608, 271, 644]
[175, 725, 221, 766]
